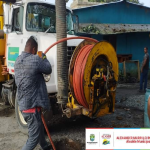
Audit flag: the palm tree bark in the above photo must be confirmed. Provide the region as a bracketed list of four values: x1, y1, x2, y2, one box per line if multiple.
[55, 0, 68, 104]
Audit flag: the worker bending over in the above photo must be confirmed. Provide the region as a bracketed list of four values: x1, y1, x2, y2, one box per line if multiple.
[14, 36, 52, 150]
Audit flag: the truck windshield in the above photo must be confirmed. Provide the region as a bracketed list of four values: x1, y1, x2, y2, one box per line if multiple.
[26, 3, 73, 33]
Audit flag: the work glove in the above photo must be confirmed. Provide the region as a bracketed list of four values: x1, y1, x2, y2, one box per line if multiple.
[38, 51, 47, 59]
[42, 53, 47, 60]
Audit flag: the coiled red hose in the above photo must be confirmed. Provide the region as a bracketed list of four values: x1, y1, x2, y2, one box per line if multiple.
[73, 45, 94, 108]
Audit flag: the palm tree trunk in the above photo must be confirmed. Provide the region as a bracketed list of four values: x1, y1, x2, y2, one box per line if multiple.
[55, 0, 68, 104]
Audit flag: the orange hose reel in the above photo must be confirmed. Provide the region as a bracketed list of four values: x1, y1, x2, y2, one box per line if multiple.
[44, 37, 98, 109]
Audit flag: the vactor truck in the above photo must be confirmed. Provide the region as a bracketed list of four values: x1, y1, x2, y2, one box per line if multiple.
[1, 0, 118, 132]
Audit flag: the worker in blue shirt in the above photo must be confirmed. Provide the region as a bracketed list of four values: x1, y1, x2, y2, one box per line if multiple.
[14, 36, 52, 150]
[139, 47, 149, 92]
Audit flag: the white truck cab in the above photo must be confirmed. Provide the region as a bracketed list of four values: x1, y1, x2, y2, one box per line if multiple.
[1, 0, 83, 130]
[4, 0, 82, 94]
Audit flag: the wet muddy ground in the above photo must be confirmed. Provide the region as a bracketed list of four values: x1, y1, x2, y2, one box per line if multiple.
[0, 82, 145, 150]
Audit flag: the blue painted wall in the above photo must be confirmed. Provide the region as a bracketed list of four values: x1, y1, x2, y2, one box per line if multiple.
[74, 1, 150, 78]
[117, 32, 150, 63]
[78, 32, 150, 78]
[118, 62, 138, 77]
[73, 1, 150, 24]
[117, 32, 150, 78]
[78, 32, 150, 65]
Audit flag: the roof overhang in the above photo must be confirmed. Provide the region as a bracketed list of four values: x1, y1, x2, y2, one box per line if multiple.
[79, 23, 150, 35]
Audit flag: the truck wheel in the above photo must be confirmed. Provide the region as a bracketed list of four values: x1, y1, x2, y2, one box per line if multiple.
[8, 90, 16, 107]
[1, 87, 10, 105]
[15, 95, 28, 134]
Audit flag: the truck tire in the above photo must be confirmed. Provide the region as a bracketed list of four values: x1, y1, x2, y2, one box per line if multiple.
[8, 90, 16, 107]
[1, 87, 10, 105]
[15, 95, 28, 134]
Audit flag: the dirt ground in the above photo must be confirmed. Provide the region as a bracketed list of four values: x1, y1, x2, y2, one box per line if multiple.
[0, 82, 145, 150]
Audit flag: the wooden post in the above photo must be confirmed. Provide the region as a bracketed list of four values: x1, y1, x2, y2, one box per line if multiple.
[123, 61, 126, 77]
[137, 60, 140, 81]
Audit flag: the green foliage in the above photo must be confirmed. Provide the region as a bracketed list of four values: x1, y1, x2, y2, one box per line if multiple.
[88, 0, 140, 3]
[127, 0, 140, 4]
[88, 0, 119, 2]
[82, 24, 100, 34]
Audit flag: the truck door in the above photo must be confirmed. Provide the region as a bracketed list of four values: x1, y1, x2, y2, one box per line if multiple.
[7, 6, 24, 74]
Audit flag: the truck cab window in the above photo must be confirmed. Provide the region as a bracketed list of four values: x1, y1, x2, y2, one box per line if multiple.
[26, 3, 56, 32]
[12, 7, 24, 32]
[26, 3, 73, 33]
[66, 11, 74, 34]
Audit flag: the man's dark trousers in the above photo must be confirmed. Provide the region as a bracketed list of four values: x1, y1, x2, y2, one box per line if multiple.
[140, 69, 149, 91]
[22, 109, 49, 150]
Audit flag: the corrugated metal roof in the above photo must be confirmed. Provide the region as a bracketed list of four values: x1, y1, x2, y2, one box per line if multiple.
[73, 0, 150, 10]
[79, 23, 150, 35]
[126, 0, 150, 9]
[73, 0, 123, 10]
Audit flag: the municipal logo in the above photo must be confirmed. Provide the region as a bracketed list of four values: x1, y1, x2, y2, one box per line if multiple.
[90, 134, 95, 141]
[87, 134, 97, 144]
[102, 134, 111, 139]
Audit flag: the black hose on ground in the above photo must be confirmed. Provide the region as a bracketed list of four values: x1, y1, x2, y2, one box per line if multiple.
[55, 0, 68, 104]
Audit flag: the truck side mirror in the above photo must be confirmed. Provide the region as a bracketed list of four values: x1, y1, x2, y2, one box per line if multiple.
[72, 14, 79, 33]
[3, 3, 12, 34]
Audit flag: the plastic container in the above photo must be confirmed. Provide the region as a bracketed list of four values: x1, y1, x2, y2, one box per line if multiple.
[144, 88, 150, 127]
